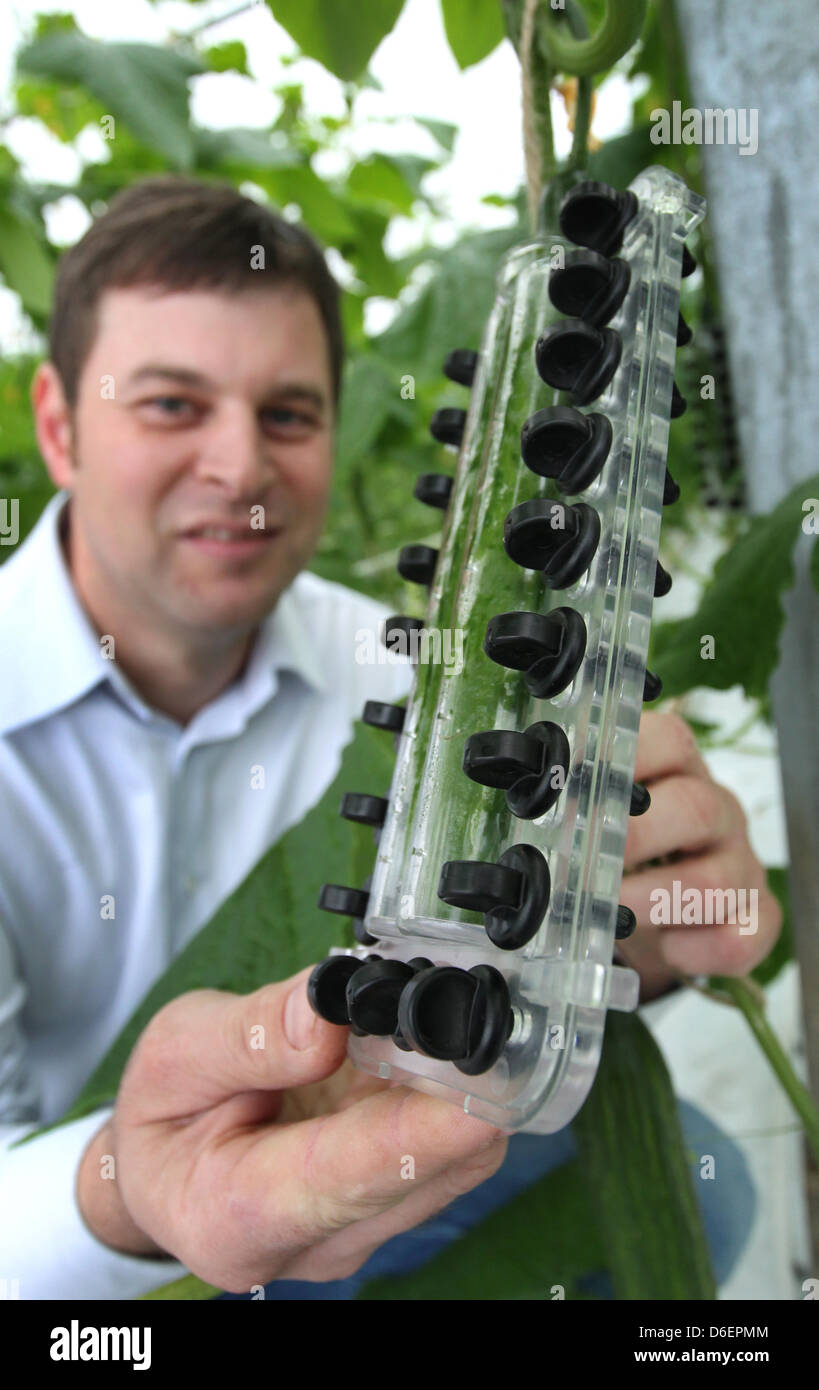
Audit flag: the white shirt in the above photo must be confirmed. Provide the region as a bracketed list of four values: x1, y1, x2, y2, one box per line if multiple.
[0, 489, 412, 1299]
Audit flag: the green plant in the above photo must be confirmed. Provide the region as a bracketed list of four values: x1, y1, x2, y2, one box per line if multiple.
[3, 0, 817, 1300]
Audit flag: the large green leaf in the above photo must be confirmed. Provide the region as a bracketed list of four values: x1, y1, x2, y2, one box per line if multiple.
[357, 1158, 606, 1300]
[15, 717, 395, 1144]
[357, 1011, 714, 1300]
[16, 31, 204, 167]
[373, 222, 523, 377]
[266, 0, 404, 82]
[650, 472, 819, 699]
[192, 126, 301, 173]
[0, 202, 54, 317]
[572, 1012, 715, 1299]
[441, 0, 507, 69]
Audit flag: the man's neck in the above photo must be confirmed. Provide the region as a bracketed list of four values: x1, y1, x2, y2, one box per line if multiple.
[59, 501, 260, 727]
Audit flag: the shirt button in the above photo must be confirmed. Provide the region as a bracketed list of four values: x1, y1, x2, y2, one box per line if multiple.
[183, 875, 197, 894]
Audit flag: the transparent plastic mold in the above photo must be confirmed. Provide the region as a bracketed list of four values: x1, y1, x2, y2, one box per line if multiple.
[324, 166, 705, 1133]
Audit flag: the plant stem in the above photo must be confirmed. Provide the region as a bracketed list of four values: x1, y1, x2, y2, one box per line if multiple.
[563, 0, 592, 173]
[536, 0, 648, 77]
[709, 974, 819, 1166]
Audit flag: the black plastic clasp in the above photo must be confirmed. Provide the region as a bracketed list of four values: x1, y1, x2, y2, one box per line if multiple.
[339, 792, 389, 828]
[383, 615, 424, 658]
[536, 318, 622, 406]
[484, 607, 587, 699]
[558, 180, 638, 257]
[429, 407, 466, 447]
[362, 700, 405, 734]
[413, 473, 453, 510]
[549, 248, 630, 327]
[318, 882, 376, 946]
[443, 348, 478, 386]
[438, 843, 551, 951]
[521, 406, 612, 493]
[463, 720, 571, 820]
[504, 498, 600, 589]
[397, 963, 513, 1076]
[397, 544, 438, 587]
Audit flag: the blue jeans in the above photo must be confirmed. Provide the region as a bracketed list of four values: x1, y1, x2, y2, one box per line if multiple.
[214, 1099, 754, 1300]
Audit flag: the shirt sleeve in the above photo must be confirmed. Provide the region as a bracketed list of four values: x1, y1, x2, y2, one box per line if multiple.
[0, 922, 190, 1301]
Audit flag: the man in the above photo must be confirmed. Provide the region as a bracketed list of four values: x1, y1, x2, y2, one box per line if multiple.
[0, 177, 780, 1300]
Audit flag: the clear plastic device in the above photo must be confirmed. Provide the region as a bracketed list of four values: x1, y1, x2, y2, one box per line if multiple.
[309, 166, 705, 1134]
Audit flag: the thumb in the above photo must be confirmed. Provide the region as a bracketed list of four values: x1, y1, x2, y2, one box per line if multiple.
[125, 966, 348, 1123]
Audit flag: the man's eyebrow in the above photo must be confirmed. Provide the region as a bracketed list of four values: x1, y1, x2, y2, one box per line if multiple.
[125, 364, 328, 409]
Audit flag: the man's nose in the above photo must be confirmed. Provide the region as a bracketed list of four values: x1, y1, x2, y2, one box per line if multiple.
[195, 407, 275, 497]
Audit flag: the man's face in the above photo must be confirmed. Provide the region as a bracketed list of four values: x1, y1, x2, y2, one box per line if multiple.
[46, 283, 335, 641]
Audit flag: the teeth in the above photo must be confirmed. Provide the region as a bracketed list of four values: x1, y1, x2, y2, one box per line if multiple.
[197, 528, 241, 540]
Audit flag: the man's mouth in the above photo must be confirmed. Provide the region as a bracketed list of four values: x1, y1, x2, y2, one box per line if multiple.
[180, 523, 282, 557]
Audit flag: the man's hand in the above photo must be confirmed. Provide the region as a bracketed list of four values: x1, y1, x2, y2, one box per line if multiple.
[616, 711, 782, 1000]
[75, 969, 507, 1292]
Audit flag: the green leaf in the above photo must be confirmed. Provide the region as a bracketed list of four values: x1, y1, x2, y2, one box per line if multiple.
[585, 125, 657, 191]
[572, 1011, 716, 1299]
[335, 355, 404, 474]
[414, 116, 458, 152]
[440, 0, 506, 69]
[650, 472, 819, 700]
[347, 154, 418, 215]
[357, 1159, 606, 1299]
[751, 867, 794, 988]
[357, 1011, 714, 1301]
[203, 41, 249, 75]
[340, 204, 404, 299]
[192, 126, 301, 172]
[263, 164, 358, 243]
[373, 222, 522, 377]
[14, 717, 396, 1146]
[266, 0, 404, 82]
[0, 203, 54, 317]
[16, 31, 204, 167]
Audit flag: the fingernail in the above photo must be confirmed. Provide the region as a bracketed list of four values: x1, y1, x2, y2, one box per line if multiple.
[284, 983, 320, 1050]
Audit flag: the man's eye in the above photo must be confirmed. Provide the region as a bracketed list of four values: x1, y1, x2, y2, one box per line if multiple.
[263, 408, 314, 428]
[143, 397, 196, 418]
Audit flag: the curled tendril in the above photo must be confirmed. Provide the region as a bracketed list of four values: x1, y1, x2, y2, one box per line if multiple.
[537, 0, 648, 77]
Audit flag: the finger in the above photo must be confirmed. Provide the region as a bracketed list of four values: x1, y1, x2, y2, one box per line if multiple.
[273, 1134, 509, 1283]
[230, 1082, 506, 1267]
[619, 839, 782, 977]
[623, 773, 746, 870]
[633, 711, 709, 784]
[119, 966, 350, 1124]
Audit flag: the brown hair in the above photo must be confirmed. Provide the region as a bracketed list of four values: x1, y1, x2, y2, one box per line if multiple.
[48, 175, 344, 410]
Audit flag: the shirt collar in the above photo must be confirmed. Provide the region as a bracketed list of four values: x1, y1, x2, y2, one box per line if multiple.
[0, 489, 329, 736]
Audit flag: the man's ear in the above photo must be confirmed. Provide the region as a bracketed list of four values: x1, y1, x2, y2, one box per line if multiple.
[31, 361, 77, 490]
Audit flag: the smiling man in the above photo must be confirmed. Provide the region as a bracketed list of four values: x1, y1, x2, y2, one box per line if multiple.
[0, 176, 779, 1301]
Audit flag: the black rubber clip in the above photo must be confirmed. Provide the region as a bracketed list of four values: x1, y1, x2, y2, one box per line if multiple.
[536, 318, 622, 406]
[463, 721, 571, 820]
[443, 348, 478, 386]
[413, 473, 453, 510]
[521, 405, 612, 494]
[429, 407, 466, 447]
[438, 843, 551, 951]
[504, 497, 600, 589]
[558, 180, 638, 257]
[397, 963, 513, 1075]
[549, 248, 630, 327]
[484, 607, 587, 699]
